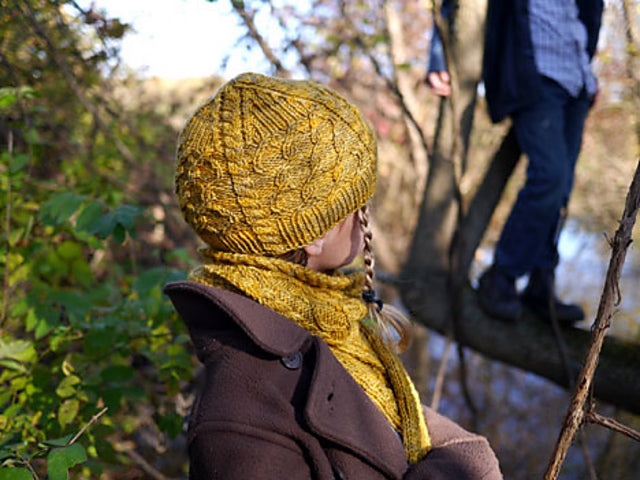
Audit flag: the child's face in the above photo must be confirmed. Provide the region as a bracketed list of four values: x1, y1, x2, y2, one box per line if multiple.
[305, 212, 364, 272]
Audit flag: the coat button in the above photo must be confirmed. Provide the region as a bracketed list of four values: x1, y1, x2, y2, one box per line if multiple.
[281, 351, 303, 370]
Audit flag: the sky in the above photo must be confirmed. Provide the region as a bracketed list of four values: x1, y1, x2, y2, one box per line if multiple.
[83, 0, 271, 79]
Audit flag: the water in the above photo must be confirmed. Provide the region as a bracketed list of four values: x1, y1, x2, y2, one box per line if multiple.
[419, 220, 640, 479]
[470, 219, 640, 340]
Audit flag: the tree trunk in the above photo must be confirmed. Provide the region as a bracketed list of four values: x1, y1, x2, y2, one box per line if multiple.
[401, 278, 640, 415]
[402, 0, 487, 285]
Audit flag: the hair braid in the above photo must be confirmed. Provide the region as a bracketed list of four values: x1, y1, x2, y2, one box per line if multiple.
[359, 205, 412, 352]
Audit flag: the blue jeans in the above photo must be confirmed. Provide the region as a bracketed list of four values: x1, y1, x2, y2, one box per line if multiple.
[494, 77, 591, 278]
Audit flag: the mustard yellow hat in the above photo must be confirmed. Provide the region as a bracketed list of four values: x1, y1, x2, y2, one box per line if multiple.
[175, 72, 377, 255]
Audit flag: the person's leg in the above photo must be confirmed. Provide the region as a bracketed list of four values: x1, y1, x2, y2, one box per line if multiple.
[519, 89, 591, 323]
[535, 88, 591, 270]
[478, 78, 572, 321]
[494, 78, 572, 278]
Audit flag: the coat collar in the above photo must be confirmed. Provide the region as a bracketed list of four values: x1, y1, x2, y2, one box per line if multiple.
[164, 280, 309, 357]
[164, 280, 407, 478]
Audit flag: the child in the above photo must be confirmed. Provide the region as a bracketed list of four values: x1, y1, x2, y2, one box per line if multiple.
[164, 72, 502, 479]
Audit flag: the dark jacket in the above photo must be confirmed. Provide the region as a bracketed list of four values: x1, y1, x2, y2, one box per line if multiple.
[482, 0, 603, 123]
[165, 281, 502, 479]
[429, 0, 604, 123]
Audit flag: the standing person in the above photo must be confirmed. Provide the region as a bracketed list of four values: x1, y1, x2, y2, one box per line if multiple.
[164, 73, 502, 479]
[427, 0, 604, 323]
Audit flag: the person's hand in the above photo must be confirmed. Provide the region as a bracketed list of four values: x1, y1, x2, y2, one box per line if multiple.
[427, 71, 451, 97]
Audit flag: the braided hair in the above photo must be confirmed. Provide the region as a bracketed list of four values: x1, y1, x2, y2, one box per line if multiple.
[359, 204, 412, 352]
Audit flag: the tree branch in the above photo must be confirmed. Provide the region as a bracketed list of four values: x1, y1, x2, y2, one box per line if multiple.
[585, 411, 640, 443]
[544, 157, 640, 479]
[230, 0, 290, 78]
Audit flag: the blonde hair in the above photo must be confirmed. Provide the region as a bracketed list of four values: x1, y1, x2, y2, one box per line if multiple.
[359, 204, 412, 352]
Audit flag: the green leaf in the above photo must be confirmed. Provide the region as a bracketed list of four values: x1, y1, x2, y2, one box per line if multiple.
[84, 328, 116, 358]
[0, 90, 17, 109]
[84, 212, 115, 238]
[133, 267, 167, 296]
[0, 86, 34, 110]
[39, 193, 84, 227]
[46, 444, 87, 480]
[0, 339, 36, 363]
[101, 365, 134, 383]
[9, 154, 30, 174]
[57, 398, 80, 428]
[157, 412, 184, 439]
[0, 468, 33, 480]
[56, 241, 82, 260]
[25, 310, 37, 332]
[75, 202, 104, 233]
[42, 434, 74, 447]
[112, 223, 126, 244]
[113, 205, 140, 229]
[34, 316, 54, 340]
[56, 375, 81, 398]
[48, 291, 92, 324]
[71, 258, 92, 288]
[0, 359, 27, 373]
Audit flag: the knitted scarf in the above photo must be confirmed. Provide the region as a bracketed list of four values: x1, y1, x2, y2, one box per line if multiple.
[190, 248, 431, 463]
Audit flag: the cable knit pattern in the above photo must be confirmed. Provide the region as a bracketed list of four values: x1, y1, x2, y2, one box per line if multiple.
[191, 250, 431, 463]
[176, 72, 377, 255]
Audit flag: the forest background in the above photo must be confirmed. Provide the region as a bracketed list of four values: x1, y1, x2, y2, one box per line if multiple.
[1, 0, 639, 479]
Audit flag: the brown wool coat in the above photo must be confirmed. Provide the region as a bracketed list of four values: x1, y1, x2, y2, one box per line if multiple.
[165, 281, 503, 480]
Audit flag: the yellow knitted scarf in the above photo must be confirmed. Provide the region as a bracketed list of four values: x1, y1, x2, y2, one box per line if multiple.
[190, 249, 431, 463]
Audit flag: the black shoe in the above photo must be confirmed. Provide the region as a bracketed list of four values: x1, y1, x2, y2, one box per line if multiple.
[477, 266, 522, 321]
[521, 268, 584, 325]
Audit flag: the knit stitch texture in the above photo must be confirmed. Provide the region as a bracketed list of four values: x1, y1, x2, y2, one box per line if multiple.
[176, 72, 377, 255]
[191, 250, 431, 462]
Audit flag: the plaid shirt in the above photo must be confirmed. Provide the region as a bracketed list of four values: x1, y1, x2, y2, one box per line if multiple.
[529, 0, 597, 97]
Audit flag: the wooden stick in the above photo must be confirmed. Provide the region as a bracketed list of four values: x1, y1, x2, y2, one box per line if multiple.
[68, 407, 109, 446]
[544, 158, 640, 479]
[585, 411, 640, 443]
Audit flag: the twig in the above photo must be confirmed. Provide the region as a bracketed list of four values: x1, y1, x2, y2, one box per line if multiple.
[114, 443, 174, 480]
[67, 407, 108, 446]
[230, 0, 290, 78]
[365, 51, 434, 162]
[17, 453, 40, 480]
[457, 344, 479, 429]
[585, 411, 640, 443]
[544, 158, 640, 479]
[430, 334, 453, 411]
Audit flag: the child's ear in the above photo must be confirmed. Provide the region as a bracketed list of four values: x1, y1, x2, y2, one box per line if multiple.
[303, 236, 325, 258]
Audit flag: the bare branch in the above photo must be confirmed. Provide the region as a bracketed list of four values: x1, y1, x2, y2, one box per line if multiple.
[114, 442, 175, 480]
[585, 411, 640, 443]
[430, 335, 453, 411]
[365, 49, 434, 162]
[68, 407, 109, 446]
[230, 0, 290, 78]
[545, 157, 640, 480]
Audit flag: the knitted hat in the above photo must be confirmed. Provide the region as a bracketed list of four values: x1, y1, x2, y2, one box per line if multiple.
[175, 72, 377, 255]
